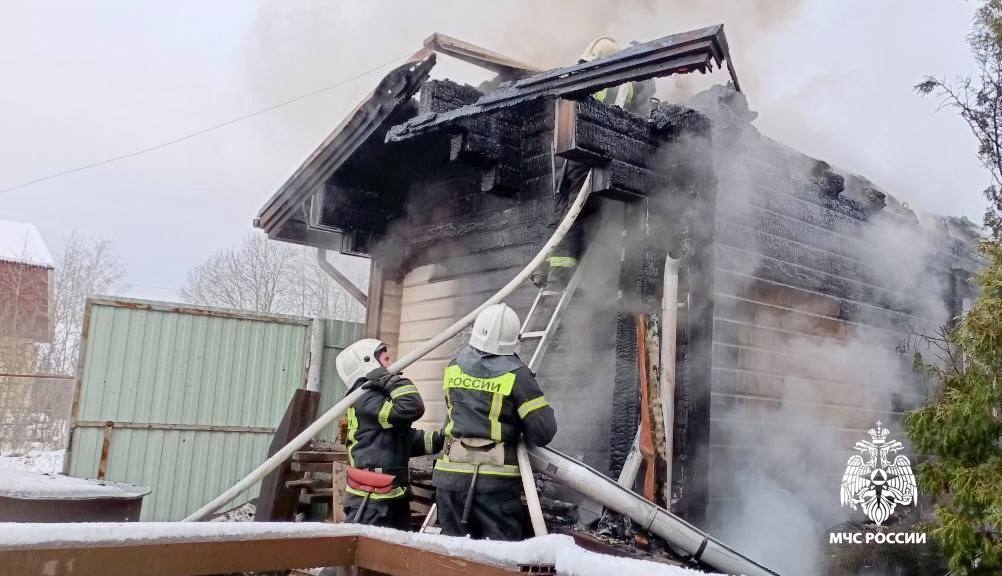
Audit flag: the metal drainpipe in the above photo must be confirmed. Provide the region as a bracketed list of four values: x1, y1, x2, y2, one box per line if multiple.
[660, 255, 680, 508]
[316, 248, 368, 308]
[306, 318, 325, 393]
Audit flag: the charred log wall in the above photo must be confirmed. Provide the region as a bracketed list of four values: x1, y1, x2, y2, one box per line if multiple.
[385, 85, 683, 474]
[696, 88, 984, 524]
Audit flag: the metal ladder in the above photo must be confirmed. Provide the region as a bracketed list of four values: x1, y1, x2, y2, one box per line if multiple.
[519, 263, 586, 372]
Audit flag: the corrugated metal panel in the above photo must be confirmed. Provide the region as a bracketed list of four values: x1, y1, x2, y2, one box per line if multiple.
[316, 319, 366, 440]
[66, 297, 326, 521]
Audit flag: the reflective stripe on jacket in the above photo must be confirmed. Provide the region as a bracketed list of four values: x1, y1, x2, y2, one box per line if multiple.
[593, 82, 635, 108]
[433, 348, 557, 490]
[344, 367, 443, 498]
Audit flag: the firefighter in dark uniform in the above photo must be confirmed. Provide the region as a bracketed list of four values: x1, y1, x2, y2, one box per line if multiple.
[532, 37, 654, 291]
[335, 338, 443, 530]
[433, 303, 557, 540]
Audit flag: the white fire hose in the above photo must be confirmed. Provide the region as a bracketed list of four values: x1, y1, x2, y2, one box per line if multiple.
[528, 446, 780, 576]
[183, 171, 594, 522]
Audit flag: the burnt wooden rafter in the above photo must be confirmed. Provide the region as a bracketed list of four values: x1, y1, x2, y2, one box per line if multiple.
[255, 50, 436, 243]
[387, 24, 739, 143]
[423, 32, 541, 79]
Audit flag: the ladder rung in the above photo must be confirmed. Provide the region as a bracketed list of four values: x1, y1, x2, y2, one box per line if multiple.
[521, 331, 547, 339]
[540, 290, 565, 297]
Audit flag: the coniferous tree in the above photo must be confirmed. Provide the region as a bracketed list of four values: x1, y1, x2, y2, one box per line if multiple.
[907, 2, 1002, 573]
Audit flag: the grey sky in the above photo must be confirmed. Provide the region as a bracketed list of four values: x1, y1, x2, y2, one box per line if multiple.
[0, 1, 986, 301]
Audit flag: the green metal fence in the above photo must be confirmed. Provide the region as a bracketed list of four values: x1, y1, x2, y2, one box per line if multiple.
[65, 296, 362, 520]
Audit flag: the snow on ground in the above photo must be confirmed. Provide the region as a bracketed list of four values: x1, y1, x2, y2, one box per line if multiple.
[0, 450, 64, 475]
[0, 470, 148, 499]
[208, 502, 255, 522]
[0, 522, 722, 576]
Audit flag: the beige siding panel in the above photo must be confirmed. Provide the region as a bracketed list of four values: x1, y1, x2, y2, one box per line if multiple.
[398, 266, 472, 427]
[403, 358, 451, 382]
[397, 315, 463, 339]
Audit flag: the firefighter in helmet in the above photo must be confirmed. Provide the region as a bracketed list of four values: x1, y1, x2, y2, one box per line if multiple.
[433, 303, 557, 540]
[531, 37, 655, 291]
[335, 338, 442, 529]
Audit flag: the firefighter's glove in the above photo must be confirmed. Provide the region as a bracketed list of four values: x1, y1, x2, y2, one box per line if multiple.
[362, 367, 399, 393]
[530, 269, 547, 289]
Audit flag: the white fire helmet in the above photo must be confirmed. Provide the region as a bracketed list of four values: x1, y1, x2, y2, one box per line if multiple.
[579, 37, 620, 62]
[336, 338, 387, 387]
[469, 303, 521, 356]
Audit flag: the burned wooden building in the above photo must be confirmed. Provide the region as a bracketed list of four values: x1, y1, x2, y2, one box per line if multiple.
[255, 25, 981, 529]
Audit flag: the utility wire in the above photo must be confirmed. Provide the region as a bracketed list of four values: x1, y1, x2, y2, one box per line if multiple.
[0, 53, 409, 196]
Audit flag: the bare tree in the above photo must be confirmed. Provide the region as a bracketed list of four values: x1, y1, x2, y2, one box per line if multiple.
[917, 0, 1002, 238]
[182, 231, 367, 320]
[35, 233, 126, 375]
[182, 233, 295, 313]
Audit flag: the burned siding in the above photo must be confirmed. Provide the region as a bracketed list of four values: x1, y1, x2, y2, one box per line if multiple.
[691, 86, 983, 528]
[382, 84, 698, 476]
[264, 53, 982, 544]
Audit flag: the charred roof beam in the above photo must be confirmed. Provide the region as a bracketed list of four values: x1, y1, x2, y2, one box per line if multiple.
[387, 25, 739, 143]
[481, 24, 738, 107]
[423, 33, 540, 80]
[255, 51, 436, 245]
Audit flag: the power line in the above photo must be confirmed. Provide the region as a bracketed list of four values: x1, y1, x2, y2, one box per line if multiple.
[0, 53, 410, 197]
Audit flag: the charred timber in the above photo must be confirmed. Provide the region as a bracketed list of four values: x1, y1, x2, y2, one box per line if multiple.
[256, 52, 436, 244]
[387, 24, 738, 143]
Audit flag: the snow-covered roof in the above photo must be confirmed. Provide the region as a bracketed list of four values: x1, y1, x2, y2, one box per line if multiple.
[0, 219, 54, 268]
[0, 471, 149, 500]
[0, 522, 715, 575]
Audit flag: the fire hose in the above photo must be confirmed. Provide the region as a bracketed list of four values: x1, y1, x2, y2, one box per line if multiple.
[183, 168, 779, 576]
[527, 445, 780, 576]
[182, 170, 595, 522]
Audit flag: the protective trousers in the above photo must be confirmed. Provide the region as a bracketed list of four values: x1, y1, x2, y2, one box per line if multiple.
[434, 483, 525, 541]
[343, 493, 411, 530]
[533, 159, 589, 289]
[551, 160, 589, 263]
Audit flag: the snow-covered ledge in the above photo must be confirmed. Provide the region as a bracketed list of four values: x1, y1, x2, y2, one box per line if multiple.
[0, 522, 717, 576]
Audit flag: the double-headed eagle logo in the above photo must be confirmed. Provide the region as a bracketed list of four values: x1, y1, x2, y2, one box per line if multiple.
[839, 421, 918, 525]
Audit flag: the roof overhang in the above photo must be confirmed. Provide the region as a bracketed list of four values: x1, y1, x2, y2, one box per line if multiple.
[254, 50, 436, 246]
[388, 24, 738, 141]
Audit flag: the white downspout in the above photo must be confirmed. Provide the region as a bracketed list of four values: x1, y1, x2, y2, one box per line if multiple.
[316, 248, 368, 308]
[183, 171, 594, 522]
[306, 318, 325, 393]
[660, 255, 680, 509]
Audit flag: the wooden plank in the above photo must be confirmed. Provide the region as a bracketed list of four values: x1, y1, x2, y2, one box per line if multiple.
[423, 33, 540, 78]
[332, 461, 348, 522]
[97, 421, 113, 480]
[256, 389, 321, 522]
[293, 461, 344, 473]
[0, 536, 357, 576]
[0, 534, 530, 575]
[356, 537, 517, 576]
[293, 449, 347, 462]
